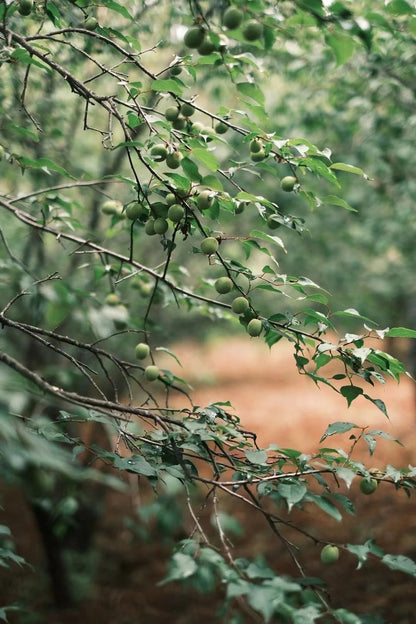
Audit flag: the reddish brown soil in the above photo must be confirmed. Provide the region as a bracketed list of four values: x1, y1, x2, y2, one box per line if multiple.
[1, 337, 416, 623]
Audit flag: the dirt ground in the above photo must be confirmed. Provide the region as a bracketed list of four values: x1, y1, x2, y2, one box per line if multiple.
[1, 336, 416, 623]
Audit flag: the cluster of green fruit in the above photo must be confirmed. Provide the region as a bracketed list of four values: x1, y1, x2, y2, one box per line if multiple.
[135, 342, 160, 382]
[222, 7, 263, 42]
[249, 138, 266, 163]
[182, 7, 263, 56]
[163, 104, 229, 140]
[101, 192, 186, 235]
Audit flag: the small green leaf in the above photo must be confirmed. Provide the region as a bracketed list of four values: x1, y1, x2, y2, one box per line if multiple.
[322, 195, 357, 212]
[102, 0, 134, 20]
[330, 162, 367, 177]
[113, 454, 157, 477]
[385, 327, 416, 339]
[320, 422, 358, 442]
[151, 79, 183, 96]
[278, 481, 307, 512]
[381, 554, 416, 577]
[237, 82, 265, 105]
[347, 540, 384, 570]
[159, 552, 198, 585]
[340, 386, 364, 407]
[336, 467, 356, 490]
[181, 157, 202, 182]
[245, 449, 268, 466]
[305, 492, 342, 522]
[249, 230, 286, 251]
[326, 32, 355, 66]
[16, 156, 73, 178]
[191, 148, 219, 172]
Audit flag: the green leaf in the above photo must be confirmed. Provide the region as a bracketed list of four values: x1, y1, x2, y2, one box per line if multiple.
[159, 552, 198, 585]
[181, 157, 202, 182]
[385, 327, 416, 339]
[249, 230, 286, 251]
[381, 554, 416, 576]
[102, 0, 134, 20]
[245, 449, 268, 466]
[340, 386, 363, 407]
[277, 481, 307, 512]
[322, 195, 357, 212]
[237, 82, 265, 105]
[299, 157, 340, 186]
[45, 2, 62, 27]
[10, 48, 51, 72]
[336, 467, 356, 490]
[330, 162, 367, 177]
[202, 174, 223, 191]
[113, 454, 157, 477]
[191, 148, 219, 172]
[305, 492, 342, 522]
[320, 421, 358, 442]
[326, 32, 355, 66]
[385, 0, 413, 15]
[331, 609, 361, 624]
[16, 156, 73, 178]
[151, 79, 184, 96]
[362, 396, 389, 418]
[347, 540, 384, 570]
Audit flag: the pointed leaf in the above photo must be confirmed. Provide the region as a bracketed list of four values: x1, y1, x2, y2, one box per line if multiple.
[320, 422, 358, 442]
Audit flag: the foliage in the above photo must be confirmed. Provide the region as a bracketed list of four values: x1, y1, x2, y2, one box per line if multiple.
[0, 0, 416, 621]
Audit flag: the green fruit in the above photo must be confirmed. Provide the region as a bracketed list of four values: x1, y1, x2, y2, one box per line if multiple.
[84, 16, 98, 30]
[243, 20, 263, 41]
[168, 204, 185, 223]
[320, 545, 340, 564]
[150, 144, 168, 161]
[250, 138, 262, 153]
[215, 121, 228, 134]
[166, 193, 177, 206]
[170, 65, 182, 76]
[166, 152, 182, 169]
[232, 296, 249, 314]
[153, 217, 169, 235]
[251, 149, 266, 162]
[197, 189, 214, 211]
[145, 365, 160, 382]
[125, 202, 144, 220]
[281, 176, 297, 192]
[165, 106, 179, 122]
[180, 103, 195, 118]
[0, 145, 5, 160]
[172, 117, 186, 130]
[267, 215, 281, 229]
[223, 7, 244, 30]
[184, 27, 205, 49]
[18, 0, 33, 15]
[247, 318, 262, 337]
[145, 218, 157, 236]
[106, 293, 120, 306]
[200, 237, 219, 255]
[198, 39, 216, 55]
[135, 343, 150, 360]
[215, 277, 233, 294]
[101, 199, 123, 216]
[359, 477, 378, 495]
